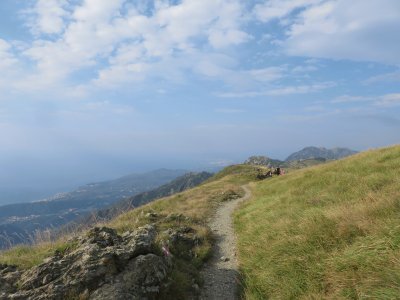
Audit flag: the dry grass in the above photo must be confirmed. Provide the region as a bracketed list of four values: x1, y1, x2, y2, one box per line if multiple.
[0, 164, 259, 271]
[0, 239, 76, 269]
[235, 145, 400, 299]
[109, 179, 245, 232]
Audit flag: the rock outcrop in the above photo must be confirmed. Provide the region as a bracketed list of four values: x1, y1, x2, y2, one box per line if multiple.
[244, 156, 283, 167]
[0, 225, 183, 299]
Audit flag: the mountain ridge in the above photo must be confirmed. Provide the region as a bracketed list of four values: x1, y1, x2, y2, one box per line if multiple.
[0, 169, 188, 249]
[285, 146, 357, 161]
[244, 146, 357, 168]
[63, 171, 214, 231]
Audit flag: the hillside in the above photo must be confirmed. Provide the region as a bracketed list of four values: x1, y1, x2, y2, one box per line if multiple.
[0, 165, 260, 299]
[235, 145, 400, 299]
[1, 146, 399, 299]
[0, 169, 186, 249]
[66, 171, 213, 229]
[286, 146, 357, 161]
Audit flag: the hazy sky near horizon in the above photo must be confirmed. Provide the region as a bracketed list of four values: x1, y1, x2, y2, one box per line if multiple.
[0, 0, 399, 193]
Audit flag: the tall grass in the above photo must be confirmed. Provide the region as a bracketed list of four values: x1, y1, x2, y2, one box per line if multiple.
[235, 145, 400, 299]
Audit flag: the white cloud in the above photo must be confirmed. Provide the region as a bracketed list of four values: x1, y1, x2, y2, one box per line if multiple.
[254, 0, 400, 65]
[376, 94, 400, 107]
[93, 63, 149, 88]
[267, 82, 335, 96]
[331, 93, 400, 107]
[218, 81, 335, 98]
[208, 29, 250, 48]
[73, 0, 123, 23]
[247, 67, 285, 82]
[0, 40, 20, 91]
[30, 0, 69, 35]
[364, 70, 400, 84]
[331, 95, 373, 104]
[254, 0, 322, 22]
[0, 40, 17, 70]
[291, 65, 318, 73]
[13, 0, 252, 92]
[283, 0, 400, 64]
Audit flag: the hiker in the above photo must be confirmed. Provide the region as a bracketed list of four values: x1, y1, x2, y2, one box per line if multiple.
[276, 167, 281, 176]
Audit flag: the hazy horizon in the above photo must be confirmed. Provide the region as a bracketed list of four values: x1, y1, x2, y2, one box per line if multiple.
[1, 0, 399, 204]
[0, 143, 389, 206]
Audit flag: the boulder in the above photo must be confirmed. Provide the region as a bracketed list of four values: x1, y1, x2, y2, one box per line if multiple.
[164, 227, 200, 260]
[0, 225, 170, 300]
[90, 254, 170, 300]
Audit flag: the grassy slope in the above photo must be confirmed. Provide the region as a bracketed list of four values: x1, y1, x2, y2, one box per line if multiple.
[235, 145, 400, 299]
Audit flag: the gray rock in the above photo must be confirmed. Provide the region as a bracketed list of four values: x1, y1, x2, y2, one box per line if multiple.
[0, 225, 170, 300]
[0, 264, 21, 295]
[90, 254, 169, 300]
[220, 256, 229, 262]
[164, 227, 200, 260]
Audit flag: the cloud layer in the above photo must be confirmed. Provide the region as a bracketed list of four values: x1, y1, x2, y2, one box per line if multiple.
[3, 0, 253, 95]
[1, 0, 399, 98]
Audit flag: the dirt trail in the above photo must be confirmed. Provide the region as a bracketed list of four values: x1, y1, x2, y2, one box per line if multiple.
[200, 185, 252, 300]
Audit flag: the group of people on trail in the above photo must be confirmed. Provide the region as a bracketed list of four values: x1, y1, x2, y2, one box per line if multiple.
[257, 167, 285, 180]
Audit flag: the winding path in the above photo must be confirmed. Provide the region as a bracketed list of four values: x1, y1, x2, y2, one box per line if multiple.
[200, 185, 252, 300]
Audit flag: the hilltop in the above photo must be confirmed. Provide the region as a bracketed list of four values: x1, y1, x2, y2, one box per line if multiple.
[244, 156, 282, 168]
[286, 146, 357, 161]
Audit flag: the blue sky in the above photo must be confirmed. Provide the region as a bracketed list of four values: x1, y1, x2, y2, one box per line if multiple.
[0, 0, 399, 199]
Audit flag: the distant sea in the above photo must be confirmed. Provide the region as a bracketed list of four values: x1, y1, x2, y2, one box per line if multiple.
[0, 187, 71, 206]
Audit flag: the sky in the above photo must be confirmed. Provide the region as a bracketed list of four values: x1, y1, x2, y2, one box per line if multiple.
[0, 0, 399, 202]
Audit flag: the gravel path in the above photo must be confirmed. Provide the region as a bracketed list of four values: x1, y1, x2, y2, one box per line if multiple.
[200, 185, 252, 300]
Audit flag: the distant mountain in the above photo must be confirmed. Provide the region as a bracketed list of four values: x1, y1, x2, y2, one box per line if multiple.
[0, 169, 187, 249]
[244, 156, 283, 168]
[244, 147, 357, 169]
[67, 171, 213, 229]
[119, 171, 213, 210]
[286, 147, 358, 161]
